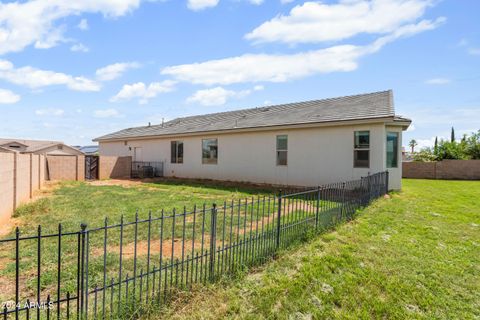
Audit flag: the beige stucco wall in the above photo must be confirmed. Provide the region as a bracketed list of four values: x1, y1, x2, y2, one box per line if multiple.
[99, 123, 403, 189]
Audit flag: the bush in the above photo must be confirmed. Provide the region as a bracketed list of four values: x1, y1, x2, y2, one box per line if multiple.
[435, 140, 469, 160]
[465, 130, 480, 159]
[413, 148, 437, 162]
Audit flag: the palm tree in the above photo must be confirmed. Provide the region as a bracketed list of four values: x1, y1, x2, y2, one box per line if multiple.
[409, 139, 418, 153]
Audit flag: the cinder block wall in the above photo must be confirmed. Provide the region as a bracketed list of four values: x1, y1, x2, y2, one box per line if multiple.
[47, 155, 85, 181]
[402, 162, 436, 179]
[99, 156, 132, 179]
[436, 160, 480, 179]
[0, 152, 15, 224]
[403, 160, 480, 180]
[15, 154, 31, 208]
[0, 153, 46, 223]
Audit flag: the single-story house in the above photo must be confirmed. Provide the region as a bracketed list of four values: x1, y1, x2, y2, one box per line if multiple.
[94, 90, 411, 190]
[0, 138, 84, 156]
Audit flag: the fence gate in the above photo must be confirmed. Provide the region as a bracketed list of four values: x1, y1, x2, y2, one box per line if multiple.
[85, 155, 99, 180]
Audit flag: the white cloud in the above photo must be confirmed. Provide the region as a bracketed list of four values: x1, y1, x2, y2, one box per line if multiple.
[162, 18, 443, 86]
[187, 0, 219, 11]
[96, 62, 140, 81]
[186, 86, 258, 106]
[94, 108, 121, 118]
[110, 80, 177, 104]
[0, 0, 143, 55]
[35, 108, 64, 116]
[70, 43, 89, 53]
[416, 136, 440, 149]
[0, 59, 100, 91]
[78, 19, 89, 31]
[245, 0, 434, 44]
[0, 88, 20, 104]
[425, 78, 451, 85]
[281, 0, 294, 4]
[249, 0, 264, 5]
[468, 48, 480, 55]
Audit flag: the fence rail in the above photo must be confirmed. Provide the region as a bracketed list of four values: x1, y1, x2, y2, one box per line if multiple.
[0, 171, 388, 319]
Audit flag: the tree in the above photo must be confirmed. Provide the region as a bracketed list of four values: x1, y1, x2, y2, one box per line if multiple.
[434, 136, 438, 155]
[436, 139, 468, 160]
[465, 130, 480, 159]
[451, 127, 455, 143]
[409, 139, 418, 153]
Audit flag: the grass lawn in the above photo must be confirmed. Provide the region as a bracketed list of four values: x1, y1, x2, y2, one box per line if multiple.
[10, 178, 275, 234]
[153, 179, 480, 319]
[0, 178, 275, 304]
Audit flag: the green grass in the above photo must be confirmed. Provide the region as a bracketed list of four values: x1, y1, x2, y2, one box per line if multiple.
[10, 179, 275, 234]
[0, 179, 276, 304]
[152, 179, 480, 319]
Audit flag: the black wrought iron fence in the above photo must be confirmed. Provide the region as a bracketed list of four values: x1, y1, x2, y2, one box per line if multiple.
[0, 171, 388, 320]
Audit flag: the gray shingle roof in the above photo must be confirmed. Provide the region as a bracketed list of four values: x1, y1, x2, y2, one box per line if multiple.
[94, 90, 401, 141]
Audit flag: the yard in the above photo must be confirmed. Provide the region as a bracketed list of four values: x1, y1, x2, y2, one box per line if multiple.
[0, 178, 277, 311]
[154, 179, 480, 319]
[1, 178, 478, 319]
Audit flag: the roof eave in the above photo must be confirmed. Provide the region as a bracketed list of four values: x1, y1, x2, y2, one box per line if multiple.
[94, 116, 396, 142]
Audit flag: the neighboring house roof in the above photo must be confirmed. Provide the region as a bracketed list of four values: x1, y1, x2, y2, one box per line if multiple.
[94, 90, 411, 141]
[0, 138, 83, 154]
[79, 145, 99, 154]
[0, 146, 16, 153]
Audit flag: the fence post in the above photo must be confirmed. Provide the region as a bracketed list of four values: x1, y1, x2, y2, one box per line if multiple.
[315, 186, 321, 230]
[79, 223, 87, 319]
[276, 190, 282, 251]
[367, 172, 372, 204]
[209, 204, 217, 281]
[385, 171, 389, 195]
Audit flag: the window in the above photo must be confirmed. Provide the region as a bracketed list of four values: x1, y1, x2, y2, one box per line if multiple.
[354, 131, 370, 168]
[386, 132, 399, 168]
[276, 135, 288, 166]
[171, 141, 184, 164]
[202, 139, 218, 164]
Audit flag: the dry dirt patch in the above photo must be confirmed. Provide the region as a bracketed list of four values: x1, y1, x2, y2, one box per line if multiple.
[91, 238, 224, 260]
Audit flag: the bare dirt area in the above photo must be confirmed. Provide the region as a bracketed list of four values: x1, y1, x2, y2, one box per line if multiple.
[87, 179, 146, 187]
[91, 237, 224, 260]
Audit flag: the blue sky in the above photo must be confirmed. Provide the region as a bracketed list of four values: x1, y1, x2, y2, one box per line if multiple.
[0, 0, 478, 148]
